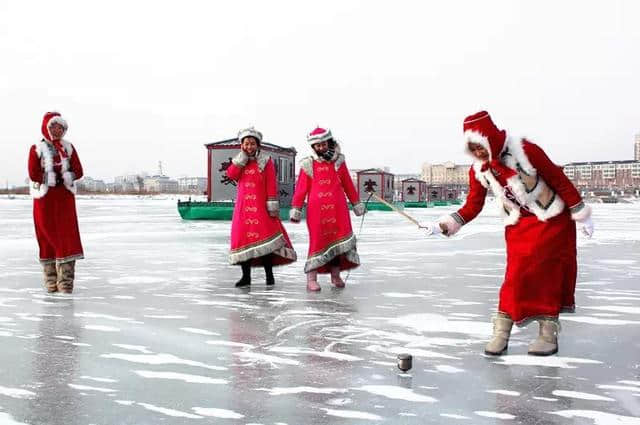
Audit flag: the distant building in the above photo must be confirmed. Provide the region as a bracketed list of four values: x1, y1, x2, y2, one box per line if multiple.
[78, 176, 107, 192]
[143, 175, 179, 193]
[178, 177, 207, 194]
[563, 160, 640, 189]
[635, 133, 640, 161]
[205, 139, 296, 205]
[114, 174, 144, 192]
[427, 184, 465, 202]
[356, 168, 394, 202]
[401, 178, 427, 202]
[421, 162, 470, 185]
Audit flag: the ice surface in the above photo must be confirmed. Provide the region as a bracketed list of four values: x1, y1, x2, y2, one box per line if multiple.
[1, 196, 639, 424]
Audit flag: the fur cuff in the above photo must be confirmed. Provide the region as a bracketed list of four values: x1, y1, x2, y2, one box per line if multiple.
[63, 171, 75, 187]
[290, 207, 303, 222]
[232, 151, 249, 167]
[438, 213, 462, 236]
[570, 202, 591, 222]
[47, 171, 57, 187]
[352, 202, 366, 216]
[267, 200, 279, 213]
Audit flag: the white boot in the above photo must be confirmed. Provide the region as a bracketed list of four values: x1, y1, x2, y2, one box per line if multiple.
[528, 319, 559, 356]
[484, 314, 513, 356]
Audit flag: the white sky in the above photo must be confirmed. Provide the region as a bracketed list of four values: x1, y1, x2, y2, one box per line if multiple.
[1, 0, 639, 186]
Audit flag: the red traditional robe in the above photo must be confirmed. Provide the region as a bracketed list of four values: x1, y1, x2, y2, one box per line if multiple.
[455, 139, 584, 325]
[226, 152, 296, 266]
[28, 139, 84, 264]
[291, 150, 361, 273]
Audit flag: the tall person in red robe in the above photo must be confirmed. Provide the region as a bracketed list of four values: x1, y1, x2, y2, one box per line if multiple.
[431, 111, 594, 356]
[290, 127, 366, 292]
[28, 112, 84, 293]
[226, 127, 297, 287]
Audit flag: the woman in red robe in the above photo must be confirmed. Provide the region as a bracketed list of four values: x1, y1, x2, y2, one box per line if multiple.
[435, 111, 594, 356]
[28, 112, 84, 293]
[290, 127, 366, 291]
[226, 127, 296, 287]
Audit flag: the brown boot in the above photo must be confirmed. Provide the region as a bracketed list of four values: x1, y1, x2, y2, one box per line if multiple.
[43, 263, 58, 293]
[484, 313, 513, 356]
[528, 319, 559, 356]
[56, 260, 76, 294]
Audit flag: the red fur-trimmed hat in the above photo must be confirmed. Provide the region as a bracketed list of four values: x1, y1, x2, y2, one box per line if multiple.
[307, 127, 333, 146]
[463, 111, 506, 161]
[41, 111, 68, 142]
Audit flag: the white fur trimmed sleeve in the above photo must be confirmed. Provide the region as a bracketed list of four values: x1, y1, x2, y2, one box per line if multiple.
[570, 202, 591, 222]
[267, 200, 279, 214]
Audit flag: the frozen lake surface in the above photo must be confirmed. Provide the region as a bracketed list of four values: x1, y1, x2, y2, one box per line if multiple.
[1, 196, 639, 425]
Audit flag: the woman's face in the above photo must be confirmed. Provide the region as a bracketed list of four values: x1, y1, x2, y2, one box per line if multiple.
[241, 137, 259, 156]
[312, 141, 329, 155]
[468, 142, 489, 161]
[49, 123, 65, 140]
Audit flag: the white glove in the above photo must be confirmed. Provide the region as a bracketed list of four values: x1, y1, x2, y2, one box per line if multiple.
[62, 171, 75, 187]
[353, 203, 366, 216]
[232, 150, 249, 167]
[437, 214, 462, 237]
[418, 221, 441, 236]
[47, 171, 57, 187]
[576, 216, 594, 238]
[290, 207, 302, 223]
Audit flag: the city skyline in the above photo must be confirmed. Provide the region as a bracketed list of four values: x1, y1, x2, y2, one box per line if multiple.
[2, 1, 640, 187]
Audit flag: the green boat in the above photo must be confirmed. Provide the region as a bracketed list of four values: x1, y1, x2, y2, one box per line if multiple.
[177, 201, 300, 221]
[360, 201, 405, 212]
[404, 201, 429, 208]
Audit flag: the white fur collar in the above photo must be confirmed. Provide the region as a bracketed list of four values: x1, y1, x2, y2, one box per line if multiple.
[30, 140, 75, 199]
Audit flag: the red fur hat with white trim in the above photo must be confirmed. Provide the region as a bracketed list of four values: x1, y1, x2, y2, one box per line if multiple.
[41, 111, 68, 142]
[307, 127, 333, 146]
[463, 111, 506, 161]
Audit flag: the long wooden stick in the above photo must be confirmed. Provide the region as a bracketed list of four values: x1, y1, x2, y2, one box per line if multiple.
[369, 192, 420, 226]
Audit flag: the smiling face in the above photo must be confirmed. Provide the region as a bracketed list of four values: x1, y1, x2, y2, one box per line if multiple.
[49, 123, 65, 140]
[241, 137, 259, 156]
[468, 142, 490, 162]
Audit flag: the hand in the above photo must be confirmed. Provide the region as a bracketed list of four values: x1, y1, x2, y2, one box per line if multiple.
[232, 150, 249, 167]
[289, 207, 302, 223]
[418, 221, 441, 236]
[47, 171, 57, 187]
[576, 216, 594, 238]
[353, 203, 366, 216]
[437, 214, 462, 237]
[62, 171, 75, 187]
[268, 209, 278, 218]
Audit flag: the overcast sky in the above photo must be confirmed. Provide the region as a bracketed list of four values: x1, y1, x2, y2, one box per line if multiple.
[1, 0, 639, 186]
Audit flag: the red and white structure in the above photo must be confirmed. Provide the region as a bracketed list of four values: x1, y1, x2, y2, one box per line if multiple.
[401, 178, 427, 202]
[205, 139, 297, 205]
[356, 168, 394, 202]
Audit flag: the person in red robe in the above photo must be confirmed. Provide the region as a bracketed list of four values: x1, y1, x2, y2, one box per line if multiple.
[432, 111, 593, 356]
[290, 127, 366, 292]
[226, 127, 297, 287]
[28, 112, 84, 293]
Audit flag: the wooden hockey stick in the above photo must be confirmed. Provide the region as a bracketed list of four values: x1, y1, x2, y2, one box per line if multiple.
[369, 192, 421, 227]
